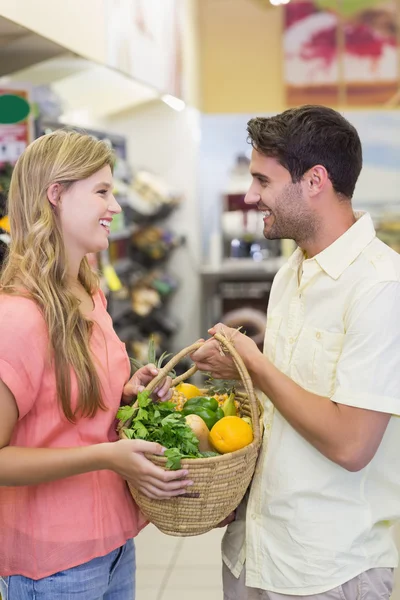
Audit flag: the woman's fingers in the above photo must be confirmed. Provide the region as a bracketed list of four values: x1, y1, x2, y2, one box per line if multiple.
[138, 482, 194, 499]
[155, 376, 173, 400]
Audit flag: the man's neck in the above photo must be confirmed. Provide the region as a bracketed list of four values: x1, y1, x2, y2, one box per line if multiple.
[300, 210, 357, 259]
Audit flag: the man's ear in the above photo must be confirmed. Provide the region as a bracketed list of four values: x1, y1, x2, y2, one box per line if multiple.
[47, 183, 62, 208]
[304, 165, 329, 197]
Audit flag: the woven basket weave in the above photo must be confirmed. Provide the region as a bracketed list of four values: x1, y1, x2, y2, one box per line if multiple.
[119, 332, 263, 537]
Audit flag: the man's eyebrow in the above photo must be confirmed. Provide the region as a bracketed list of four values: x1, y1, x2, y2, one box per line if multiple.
[251, 172, 271, 182]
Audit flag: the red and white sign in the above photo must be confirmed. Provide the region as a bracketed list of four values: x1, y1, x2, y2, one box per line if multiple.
[0, 86, 32, 167]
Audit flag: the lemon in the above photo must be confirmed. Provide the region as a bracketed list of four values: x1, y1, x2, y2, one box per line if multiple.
[175, 382, 202, 400]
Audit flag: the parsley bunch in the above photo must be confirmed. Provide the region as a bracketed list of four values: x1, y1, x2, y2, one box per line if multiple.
[117, 391, 218, 470]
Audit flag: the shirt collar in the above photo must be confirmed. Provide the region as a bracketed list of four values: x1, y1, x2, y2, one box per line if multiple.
[288, 212, 376, 280]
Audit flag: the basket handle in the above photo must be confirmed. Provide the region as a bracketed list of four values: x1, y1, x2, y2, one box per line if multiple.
[117, 341, 204, 432]
[143, 334, 261, 442]
[144, 341, 203, 394]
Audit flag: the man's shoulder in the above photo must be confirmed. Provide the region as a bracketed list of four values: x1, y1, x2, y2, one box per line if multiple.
[360, 237, 400, 284]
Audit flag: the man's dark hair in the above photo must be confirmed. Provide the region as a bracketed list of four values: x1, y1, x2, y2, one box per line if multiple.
[247, 105, 362, 199]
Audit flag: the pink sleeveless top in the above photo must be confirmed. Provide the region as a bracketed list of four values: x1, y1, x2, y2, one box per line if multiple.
[0, 290, 145, 579]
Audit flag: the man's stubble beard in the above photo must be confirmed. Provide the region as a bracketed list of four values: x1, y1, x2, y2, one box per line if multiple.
[263, 183, 319, 246]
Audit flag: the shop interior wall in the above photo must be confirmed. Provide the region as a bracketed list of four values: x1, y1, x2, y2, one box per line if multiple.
[198, 0, 285, 114]
[103, 0, 202, 349]
[103, 102, 203, 351]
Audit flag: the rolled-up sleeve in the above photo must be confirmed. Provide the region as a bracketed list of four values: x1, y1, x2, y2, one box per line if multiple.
[332, 281, 400, 415]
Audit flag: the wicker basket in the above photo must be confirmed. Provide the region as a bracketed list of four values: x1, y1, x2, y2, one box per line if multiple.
[118, 332, 263, 536]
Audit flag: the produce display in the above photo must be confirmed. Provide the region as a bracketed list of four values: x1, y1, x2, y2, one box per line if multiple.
[117, 378, 254, 470]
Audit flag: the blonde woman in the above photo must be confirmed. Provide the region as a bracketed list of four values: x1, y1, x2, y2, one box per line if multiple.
[0, 131, 192, 600]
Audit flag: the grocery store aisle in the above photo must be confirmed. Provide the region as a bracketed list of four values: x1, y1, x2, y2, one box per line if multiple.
[135, 525, 224, 600]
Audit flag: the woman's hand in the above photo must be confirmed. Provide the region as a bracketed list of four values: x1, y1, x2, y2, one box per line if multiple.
[190, 324, 260, 379]
[122, 364, 173, 404]
[105, 439, 193, 499]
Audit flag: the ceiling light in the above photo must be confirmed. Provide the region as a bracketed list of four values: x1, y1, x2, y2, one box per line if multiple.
[162, 94, 185, 112]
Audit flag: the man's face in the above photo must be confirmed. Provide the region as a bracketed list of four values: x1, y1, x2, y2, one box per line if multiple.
[245, 149, 317, 244]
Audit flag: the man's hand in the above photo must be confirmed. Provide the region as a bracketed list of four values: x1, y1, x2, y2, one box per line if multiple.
[122, 364, 173, 404]
[216, 511, 236, 528]
[190, 324, 261, 379]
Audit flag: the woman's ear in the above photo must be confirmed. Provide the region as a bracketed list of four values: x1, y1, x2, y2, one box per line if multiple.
[47, 183, 62, 208]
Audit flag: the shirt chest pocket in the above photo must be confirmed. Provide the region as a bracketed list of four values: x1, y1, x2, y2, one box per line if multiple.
[290, 328, 345, 397]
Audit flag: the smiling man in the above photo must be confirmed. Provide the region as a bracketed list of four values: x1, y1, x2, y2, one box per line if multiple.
[191, 106, 400, 600]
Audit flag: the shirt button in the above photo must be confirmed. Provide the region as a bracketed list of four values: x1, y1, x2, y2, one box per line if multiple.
[316, 332, 321, 340]
[289, 337, 294, 344]
[251, 513, 258, 520]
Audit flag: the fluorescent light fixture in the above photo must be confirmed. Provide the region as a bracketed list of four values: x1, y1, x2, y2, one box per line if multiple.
[162, 94, 186, 112]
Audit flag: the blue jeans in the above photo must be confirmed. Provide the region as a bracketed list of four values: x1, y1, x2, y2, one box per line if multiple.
[0, 539, 135, 600]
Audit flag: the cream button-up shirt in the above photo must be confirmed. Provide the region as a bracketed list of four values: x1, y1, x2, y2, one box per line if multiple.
[222, 213, 400, 595]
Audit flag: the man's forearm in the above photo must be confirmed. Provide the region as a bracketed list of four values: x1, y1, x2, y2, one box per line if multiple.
[248, 353, 389, 471]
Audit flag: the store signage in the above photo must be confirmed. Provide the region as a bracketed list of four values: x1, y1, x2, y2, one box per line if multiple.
[0, 88, 32, 167]
[105, 0, 183, 99]
[0, 94, 30, 125]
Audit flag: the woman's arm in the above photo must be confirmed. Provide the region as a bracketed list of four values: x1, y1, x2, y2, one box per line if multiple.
[0, 379, 192, 499]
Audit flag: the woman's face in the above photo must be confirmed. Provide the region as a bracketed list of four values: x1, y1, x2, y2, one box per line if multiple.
[57, 165, 121, 260]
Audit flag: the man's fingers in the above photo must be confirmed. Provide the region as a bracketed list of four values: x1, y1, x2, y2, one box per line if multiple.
[216, 512, 236, 527]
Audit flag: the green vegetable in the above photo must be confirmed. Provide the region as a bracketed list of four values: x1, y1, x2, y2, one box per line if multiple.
[182, 396, 218, 413]
[215, 407, 224, 421]
[181, 397, 225, 430]
[117, 391, 218, 469]
[183, 406, 219, 430]
[222, 392, 237, 417]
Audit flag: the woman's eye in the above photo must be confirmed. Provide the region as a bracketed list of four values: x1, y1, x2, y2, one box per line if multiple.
[98, 190, 108, 195]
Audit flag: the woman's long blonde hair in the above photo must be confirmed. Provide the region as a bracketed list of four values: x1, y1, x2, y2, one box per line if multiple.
[0, 130, 115, 421]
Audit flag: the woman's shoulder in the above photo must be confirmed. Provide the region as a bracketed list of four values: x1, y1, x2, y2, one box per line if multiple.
[94, 287, 108, 309]
[0, 293, 47, 334]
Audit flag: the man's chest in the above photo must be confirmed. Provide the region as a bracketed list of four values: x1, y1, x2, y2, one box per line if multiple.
[264, 274, 350, 396]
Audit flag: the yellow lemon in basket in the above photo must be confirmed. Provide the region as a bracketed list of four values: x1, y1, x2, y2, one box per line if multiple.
[175, 382, 202, 399]
[209, 416, 253, 454]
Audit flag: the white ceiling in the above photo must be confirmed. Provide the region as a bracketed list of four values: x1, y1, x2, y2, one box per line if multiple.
[0, 15, 160, 121]
[0, 16, 66, 75]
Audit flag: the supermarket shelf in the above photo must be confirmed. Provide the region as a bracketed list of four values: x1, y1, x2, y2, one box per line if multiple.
[200, 256, 286, 278]
[109, 224, 138, 241]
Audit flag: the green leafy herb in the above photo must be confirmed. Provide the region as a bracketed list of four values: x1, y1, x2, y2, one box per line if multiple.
[116, 404, 136, 423]
[117, 390, 209, 469]
[164, 448, 184, 470]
